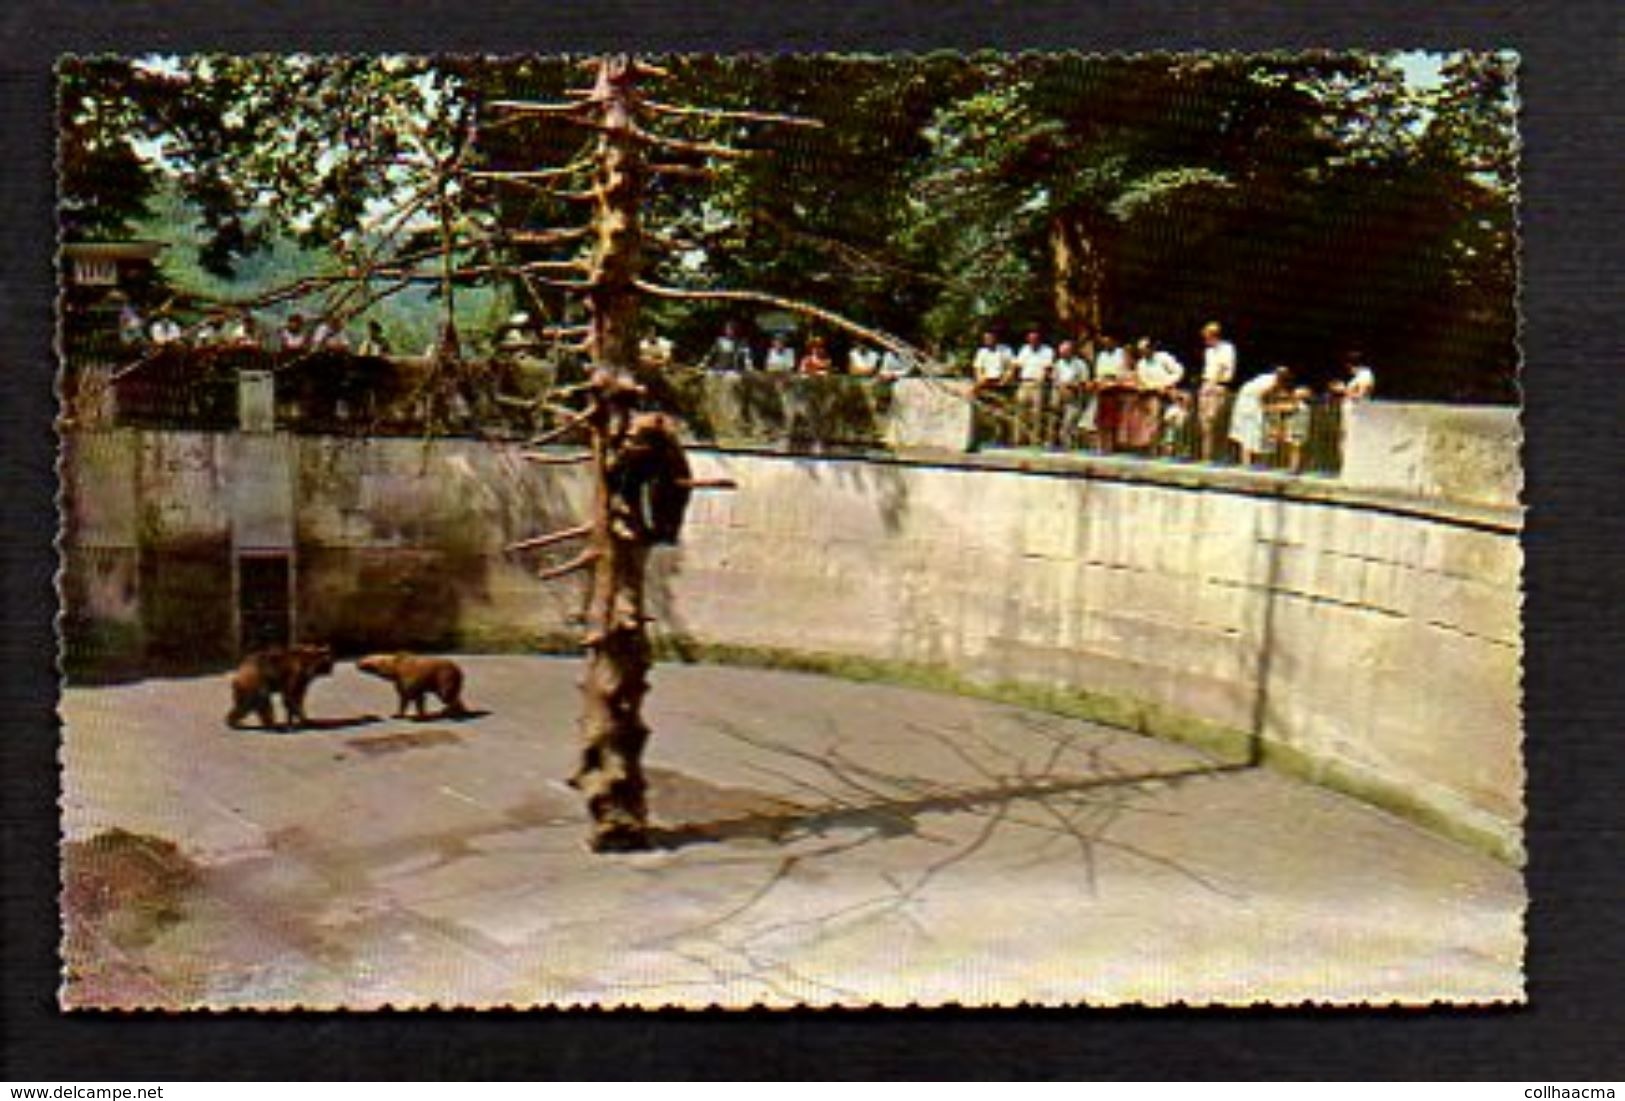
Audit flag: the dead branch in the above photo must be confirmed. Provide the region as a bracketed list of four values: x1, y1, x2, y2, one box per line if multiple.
[519, 450, 594, 466]
[677, 477, 738, 490]
[630, 125, 749, 160]
[647, 162, 716, 180]
[632, 279, 937, 368]
[638, 100, 824, 129]
[508, 524, 592, 552]
[536, 549, 602, 581]
[487, 98, 594, 116]
[467, 166, 591, 183]
[526, 406, 597, 447]
[504, 226, 595, 247]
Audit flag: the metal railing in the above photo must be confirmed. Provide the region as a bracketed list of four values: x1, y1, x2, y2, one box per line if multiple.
[59, 345, 1345, 474]
[971, 383, 1345, 475]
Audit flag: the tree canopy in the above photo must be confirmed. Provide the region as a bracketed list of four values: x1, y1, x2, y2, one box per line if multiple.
[59, 51, 1519, 401]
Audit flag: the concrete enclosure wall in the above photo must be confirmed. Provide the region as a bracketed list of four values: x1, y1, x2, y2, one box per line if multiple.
[61, 428, 1524, 860]
[1341, 402, 1522, 509]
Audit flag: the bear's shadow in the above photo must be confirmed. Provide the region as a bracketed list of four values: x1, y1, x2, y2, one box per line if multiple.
[235, 714, 385, 735]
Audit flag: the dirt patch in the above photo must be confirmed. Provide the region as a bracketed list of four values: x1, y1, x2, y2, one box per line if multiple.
[61, 829, 204, 1007]
[345, 728, 464, 756]
[63, 829, 200, 939]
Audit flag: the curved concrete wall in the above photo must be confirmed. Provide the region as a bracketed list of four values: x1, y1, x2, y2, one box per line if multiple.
[667, 449, 1523, 861]
[62, 430, 1523, 860]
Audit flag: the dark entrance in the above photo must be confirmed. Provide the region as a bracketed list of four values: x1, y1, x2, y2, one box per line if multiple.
[238, 552, 292, 654]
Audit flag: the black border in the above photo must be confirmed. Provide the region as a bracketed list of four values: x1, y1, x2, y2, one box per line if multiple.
[5, 0, 1623, 1081]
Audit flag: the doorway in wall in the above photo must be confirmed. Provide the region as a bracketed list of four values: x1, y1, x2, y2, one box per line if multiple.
[237, 551, 293, 654]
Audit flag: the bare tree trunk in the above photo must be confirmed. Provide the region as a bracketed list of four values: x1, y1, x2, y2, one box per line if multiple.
[1049, 211, 1106, 339]
[569, 56, 656, 852]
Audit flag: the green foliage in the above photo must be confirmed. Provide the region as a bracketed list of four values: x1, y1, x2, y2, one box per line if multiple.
[58, 51, 1518, 401]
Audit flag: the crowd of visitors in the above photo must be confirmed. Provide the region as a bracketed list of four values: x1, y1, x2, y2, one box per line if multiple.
[692, 316, 1375, 471]
[109, 298, 1376, 470]
[117, 302, 386, 358]
[965, 321, 1373, 471]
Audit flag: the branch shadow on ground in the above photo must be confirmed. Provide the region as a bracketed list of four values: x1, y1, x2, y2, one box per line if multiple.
[644, 713, 1253, 874]
[619, 714, 1256, 1001]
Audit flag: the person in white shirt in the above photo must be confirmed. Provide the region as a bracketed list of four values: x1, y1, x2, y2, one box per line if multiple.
[1335, 350, 1376, 403]
[1331, 350, 1376, 459]
[1013, 329, 1055, 446]
[1131, 338, 1185, 454]
[313, 319, 350, 352]
[1052, 339, 1092, 448]
[764, 334, 797, 374]
[970, 330, 1015, 447]
[223, 309, 260, 348]
[638, 332, 674, 369]
[971, 330, 1013, 389]
[1136, 337, 1184, 390]
[877, 348, 909, 381]
[1198, 321, 1238, 461]
[191, 312, 223, 347]
[148, 311, 182, 346]
[847, 344, 880, 378]
[1230, 367, 1293, 466]
[278, 313, 310, 352]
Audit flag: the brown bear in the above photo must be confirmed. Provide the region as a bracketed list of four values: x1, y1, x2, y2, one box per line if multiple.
[357, 653, 469, 719]
[225, 643, 335, 730]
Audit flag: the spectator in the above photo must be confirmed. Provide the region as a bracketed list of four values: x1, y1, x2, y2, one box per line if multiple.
[223, 309, 260, 348]
[1013, 329, 1055, 446]
[1278, 386, 1315, 474]
[116, 298, 145, 348]
[848, 344, 880, 378]
[799, 335, 834, 376]
[191, 310, 227, 347]
[1158, 390, 1193, 458]
[1133, 337, 1184, 452]
[971, 330, 1013, 391]
[708, 320, 754, 372]
[1230, 366, 1293, 467]
[877, 347, 910, 381]
[638, 332, 674, 369]
[148, 309, 182, 346]
[358, 319, 393, 357]
[1336, 349, 1376, 403]
[764, 333, 797, 374]
[312, 318, 350, 352]
[1136, 337, 1184, 390]
[278, 313, 310, 352]
[1116, 340, 1160, 451]
[1090, 334, 1128, 452]
[1053, 339, 1091, 448]
[970, 330, 1014, 447]
[1198, 321, 1237, 461]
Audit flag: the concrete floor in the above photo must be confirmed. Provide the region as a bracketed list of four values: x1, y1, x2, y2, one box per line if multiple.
[59, 655, 1524, 1009]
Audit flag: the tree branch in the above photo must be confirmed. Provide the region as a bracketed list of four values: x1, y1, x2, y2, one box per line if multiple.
[631, 279, 938, 368]
[487, 98, 593, 116]
[536, 549, 601, 581]
[526, 406, 597, 447]
[504, 226, 595, 247]
[508, 524, 592, 552]
[519, 450, 594, 465]
[638, 100, 824, 129]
